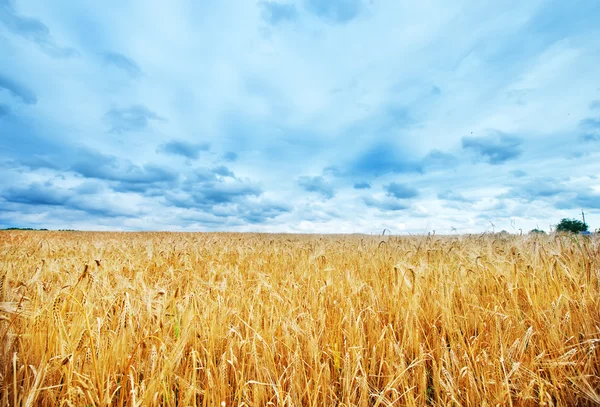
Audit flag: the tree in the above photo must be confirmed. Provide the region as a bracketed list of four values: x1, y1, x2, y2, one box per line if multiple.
[529, 228, 546, 234]
[555, 218, 588, 233]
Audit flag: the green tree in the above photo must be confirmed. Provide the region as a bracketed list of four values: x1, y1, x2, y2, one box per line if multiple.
[555, 218, 588, 233]
[529, 228, 546, 234]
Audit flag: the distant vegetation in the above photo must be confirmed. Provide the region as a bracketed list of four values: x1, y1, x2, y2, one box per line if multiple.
[555, 218, 588, 233]
[2, 227, 49, 231]
[2, 228, 76, 231]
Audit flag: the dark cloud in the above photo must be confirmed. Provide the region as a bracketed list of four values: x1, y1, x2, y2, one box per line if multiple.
[0, 1, 77, 57]
[177, 166, 236, 186]
[102, 52, 142, 77]
[179, 199, 290, 226]
[349, 142, 422, 177]
[179, 211, 229, 227]
[0, 103, 9, 117]
[420, 149, 458, 170]
[384, 182, 419, 199]
[526, 0, 599, 42]
[105, 105, 163, 133]
[297, 175, 335, 199]
[184, 182, 262, 207]
[220, 110, 329, 163]
[0, 180, 134, 217]
[0, 73, 37, 104]
[510, 170, 527, 178]
[462, 131, 523, 164]
[437, 190, 471, 203]
[579, 116, 600, 142]
[580, 117, 600, 130]
[71, 148, 177, 192]
[237, 200, 292, 224]
[363, 196, 410, 211]
[11, 155, 64, 171]
[261, 1, 299, 24]
[0, 115, 74, 170]
[72, 180, 104, 195]
[322, 166, 341, 177]
[186, 168, 220, 183]
[223, 152, 238, 162]
[2, 182, 70, 206]
[212, 165, 235, 177]
[157, 140, 210, 159]
[555, 190, 600, 210]
[69, 196, 136, 218]
[505, 178, 568, 203]
[161, 167, 264, 210]
[353, 181, 371, 189]
[305, 0, 364, 23]
[570, 191, 600, 209]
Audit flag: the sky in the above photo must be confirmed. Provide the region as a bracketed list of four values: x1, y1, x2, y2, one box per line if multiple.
[1, 0, 600, 234]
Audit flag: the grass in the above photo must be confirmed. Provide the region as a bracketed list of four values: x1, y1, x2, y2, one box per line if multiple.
[0, 230, 599, 406]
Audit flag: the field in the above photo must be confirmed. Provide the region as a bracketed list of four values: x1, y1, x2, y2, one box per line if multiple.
[1, 231, 599, 406]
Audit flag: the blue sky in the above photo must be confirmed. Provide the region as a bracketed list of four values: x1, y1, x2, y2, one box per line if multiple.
[1, 0, 599, 233]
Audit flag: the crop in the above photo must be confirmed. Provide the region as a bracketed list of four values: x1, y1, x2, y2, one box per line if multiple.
[1, 231, 599, 406]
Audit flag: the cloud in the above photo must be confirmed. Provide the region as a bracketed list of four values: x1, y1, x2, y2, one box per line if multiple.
[437, 190, 471, 203]
[212, 165, 235, 177]
[322, 166, 341, 177]
[10, 154, 63, 171]
[157, 140, 210, 159]
[261, 1, 299, 24]
[384, 182, 419, 199]
[0, 73, 37, 104]
[353, 181, 371, 189]
[305, 0, 364, 23]
[462, 131, 523, 164]
[0, 114, 76, 174]
[186, 168, 221, 183]
[555, 190, 600, 210]
[2, 182, 70, 206]
[363, 196, 410, 211]
[159, 167, 265, 211]
[237, 200, 292, 223]
[179, 198, 291, 227]
[223, 152, 238, 162]
[70, 148, 177, 189]
[3, 0, 600, 233]
[571, 191, 600, 210]
[172, 182, 262, 207]
[0, 1, 77, 57]
[297, 175, 335, 199]
[420, 150, 458, 170]
[105, 105, 163, 133]
[0, 180, 134, 217]
[510, 170, 527, 178]
[579, 116, 600, 142]
[69, 195, 138, 218]
[348, 142, 422, 177]
[102, 52, 142, 77]
[73, 180, 104, 195]
[506, 178, 568, 203]
[0, 103, 9, 117]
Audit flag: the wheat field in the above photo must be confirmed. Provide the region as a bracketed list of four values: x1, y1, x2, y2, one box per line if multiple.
[0, 231, 599, 406]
